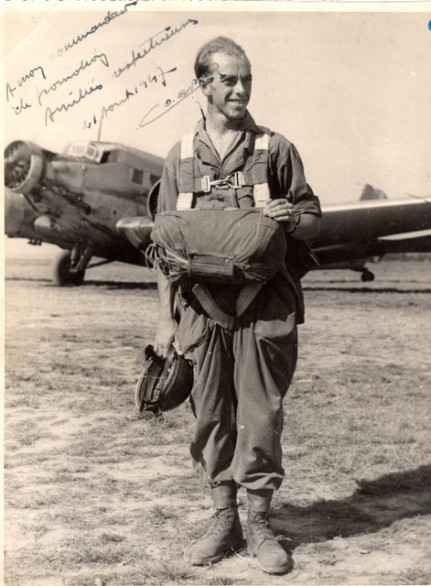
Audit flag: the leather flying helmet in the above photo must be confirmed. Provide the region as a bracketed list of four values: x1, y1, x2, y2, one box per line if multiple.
[135, 345, 194, 417]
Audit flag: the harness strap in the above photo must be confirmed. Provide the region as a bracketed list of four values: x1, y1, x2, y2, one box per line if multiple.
[192, 284, 235, 331]
[252, 132, 271, 208]
[176, 128, 271, 210]
[177, 133, 195, 210]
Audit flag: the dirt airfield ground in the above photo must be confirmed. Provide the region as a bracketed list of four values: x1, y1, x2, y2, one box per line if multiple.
[3, 254, 431, 586]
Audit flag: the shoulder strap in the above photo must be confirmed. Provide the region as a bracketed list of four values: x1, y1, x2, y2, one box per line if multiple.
[250, 127, 271, 208]
[177, 133, 195, 210]
[176, 126, 272, 210]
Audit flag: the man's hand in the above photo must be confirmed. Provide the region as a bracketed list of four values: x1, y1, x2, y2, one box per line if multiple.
[262, 199, 296, 232]
[154, 316, 179, 358]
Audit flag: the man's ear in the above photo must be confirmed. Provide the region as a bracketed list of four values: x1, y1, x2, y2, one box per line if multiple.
[199, 76, 214, 97]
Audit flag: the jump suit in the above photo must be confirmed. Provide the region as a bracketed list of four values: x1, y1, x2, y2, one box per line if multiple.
[157, 112, 321, 492]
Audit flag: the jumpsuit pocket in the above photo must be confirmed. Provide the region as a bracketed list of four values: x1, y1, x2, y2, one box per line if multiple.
[254, 309, 298, 397]
[177, 305, 214, 355]
[254, 310, 297, 352]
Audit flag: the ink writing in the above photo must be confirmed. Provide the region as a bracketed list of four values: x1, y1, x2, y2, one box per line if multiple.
[6, 65, 46, 101]
[83, 65, 177, 130]
[37, 52, 110, 106]
[50, 1, 137, 60]
[12, 97, 32, 115]
[45, 83, 103, 126]
[138, 77, 201, 128]
[113, 19, 198, 78]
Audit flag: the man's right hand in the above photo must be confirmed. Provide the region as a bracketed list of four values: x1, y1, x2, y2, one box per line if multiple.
[154, 316, 179, 358]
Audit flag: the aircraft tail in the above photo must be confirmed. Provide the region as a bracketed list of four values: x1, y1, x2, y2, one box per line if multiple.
[360, 184, 388, 201]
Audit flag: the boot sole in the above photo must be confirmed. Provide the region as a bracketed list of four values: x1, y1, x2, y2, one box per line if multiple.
[189, 539, 245, 566]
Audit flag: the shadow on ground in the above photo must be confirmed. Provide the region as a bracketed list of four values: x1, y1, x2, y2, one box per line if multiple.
[272, 465, 431, 549]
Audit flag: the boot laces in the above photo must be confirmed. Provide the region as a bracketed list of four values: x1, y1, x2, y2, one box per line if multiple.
[206, 508, 236, 539]
[250, 512, 278, 543]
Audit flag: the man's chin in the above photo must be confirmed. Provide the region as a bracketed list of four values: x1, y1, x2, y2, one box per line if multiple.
[227, 107, 247, 120]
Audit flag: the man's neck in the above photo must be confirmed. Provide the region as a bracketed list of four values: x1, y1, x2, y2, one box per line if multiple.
[205, 111, 244, 138]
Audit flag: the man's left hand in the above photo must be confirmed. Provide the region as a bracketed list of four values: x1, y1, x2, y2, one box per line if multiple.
[262, 199, 296, 231]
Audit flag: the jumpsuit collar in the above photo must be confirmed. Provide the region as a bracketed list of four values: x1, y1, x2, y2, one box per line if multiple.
[193, 111, 264, 172]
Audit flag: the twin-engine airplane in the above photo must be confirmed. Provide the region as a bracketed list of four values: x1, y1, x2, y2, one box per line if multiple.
[4, 139, 431, 285]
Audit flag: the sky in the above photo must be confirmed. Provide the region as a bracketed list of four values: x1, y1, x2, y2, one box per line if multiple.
[2, 2, 431, 255]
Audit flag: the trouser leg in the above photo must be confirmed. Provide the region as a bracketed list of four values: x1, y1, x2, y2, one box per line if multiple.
[232, 277, 298, 491]
[177, 304, 237, 485]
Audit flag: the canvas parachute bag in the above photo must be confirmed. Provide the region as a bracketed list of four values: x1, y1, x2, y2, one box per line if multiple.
[150, 130, 287, 330]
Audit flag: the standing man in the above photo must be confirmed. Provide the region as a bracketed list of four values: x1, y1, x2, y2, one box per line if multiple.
[154, 37, 321, 574]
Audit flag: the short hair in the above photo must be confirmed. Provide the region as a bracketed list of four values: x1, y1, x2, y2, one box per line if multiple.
[194, 36, 249, 80]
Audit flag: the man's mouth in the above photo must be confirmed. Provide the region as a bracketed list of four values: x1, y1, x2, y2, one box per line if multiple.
[229, 100, 247, 105]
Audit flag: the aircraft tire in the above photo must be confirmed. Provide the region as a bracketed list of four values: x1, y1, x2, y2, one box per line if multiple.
[52, 250, 85, 286]
[361, 269, 375, 282]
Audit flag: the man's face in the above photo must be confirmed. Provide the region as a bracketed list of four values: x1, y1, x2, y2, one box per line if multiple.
[202, 52, 252, 121]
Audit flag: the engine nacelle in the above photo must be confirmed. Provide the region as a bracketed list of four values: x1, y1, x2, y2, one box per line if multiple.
[4, 189, 39, 239]
[4, 140, 44, 194]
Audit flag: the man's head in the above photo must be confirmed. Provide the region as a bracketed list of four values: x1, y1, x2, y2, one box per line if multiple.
[195, 37, 252, 122]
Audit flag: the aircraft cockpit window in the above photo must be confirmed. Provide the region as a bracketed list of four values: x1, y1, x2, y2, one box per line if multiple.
[132, 169, 144, 185]
[70, 144, 86, 157]
[86, 145, 97, 159]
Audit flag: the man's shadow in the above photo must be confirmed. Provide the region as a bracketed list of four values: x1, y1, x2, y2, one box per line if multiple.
[271, 465, 431, 550]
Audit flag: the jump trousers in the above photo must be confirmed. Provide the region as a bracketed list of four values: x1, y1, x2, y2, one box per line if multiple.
[176, 274, 298, 492]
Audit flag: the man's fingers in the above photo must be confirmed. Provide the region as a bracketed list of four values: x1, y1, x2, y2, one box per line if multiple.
[264, 198, 293, 209]
[154, 342, 169, 358]
[172, 339, 183, 356]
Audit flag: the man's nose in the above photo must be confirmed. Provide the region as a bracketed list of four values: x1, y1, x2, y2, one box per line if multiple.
[233, 79, 247, 95]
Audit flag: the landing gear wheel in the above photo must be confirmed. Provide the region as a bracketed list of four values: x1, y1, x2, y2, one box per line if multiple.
[361, 269, 375, 282]
[52, 250, 85, 286]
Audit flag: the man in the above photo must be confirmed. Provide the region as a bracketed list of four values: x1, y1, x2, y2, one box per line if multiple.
[153, 36, 321, 574]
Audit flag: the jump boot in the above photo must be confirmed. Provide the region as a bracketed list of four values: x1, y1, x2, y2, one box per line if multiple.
[186, 481, 244, 566]
[247, 489, 293, 575]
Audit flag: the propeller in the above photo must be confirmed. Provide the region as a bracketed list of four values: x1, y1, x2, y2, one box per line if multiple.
[5, 141, 32, 190]
[4, 140, 44, 193]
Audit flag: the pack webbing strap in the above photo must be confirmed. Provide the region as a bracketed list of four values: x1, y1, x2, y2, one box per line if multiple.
[192, 281, 265, 331]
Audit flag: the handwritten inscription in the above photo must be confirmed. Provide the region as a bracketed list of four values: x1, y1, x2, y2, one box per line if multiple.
[45, 83, 104, 126]
[50, 1, 138, 60]
[5, 10, 200, 131]
[83, 65, 177, 130]
[6, 66, 46, 101]
[113, 19, 198, 78]
[37, 53, 109, 107]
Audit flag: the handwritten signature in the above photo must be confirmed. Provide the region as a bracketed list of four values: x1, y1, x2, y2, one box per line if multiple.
[113, 19, 198, 78]
[138, 76, 216, 129]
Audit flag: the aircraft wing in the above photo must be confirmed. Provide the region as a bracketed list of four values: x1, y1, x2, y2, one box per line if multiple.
[5, 138, 430, 285]
[310, 198, 431, 278]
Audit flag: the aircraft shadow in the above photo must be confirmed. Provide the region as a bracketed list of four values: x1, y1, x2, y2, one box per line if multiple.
[83, 280, 157, 290]
[271, 465, 431, 550]
[303, 286, 431, 294]
[5, 277, 158, 291]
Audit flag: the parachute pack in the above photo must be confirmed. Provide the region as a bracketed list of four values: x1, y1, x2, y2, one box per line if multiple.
[150, 208, 287, 286]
